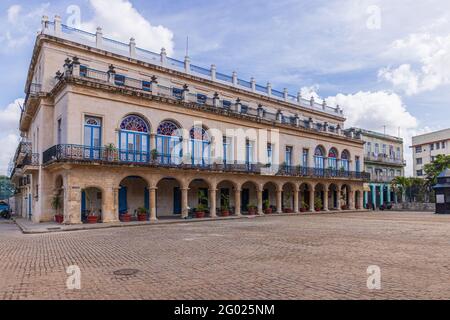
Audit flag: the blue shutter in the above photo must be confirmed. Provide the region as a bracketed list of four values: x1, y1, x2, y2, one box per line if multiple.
[119, 186, 127, 214]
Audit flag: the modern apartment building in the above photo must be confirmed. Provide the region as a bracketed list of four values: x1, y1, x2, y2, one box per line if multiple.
[346, 128, 405, 209]
[8, 16, 369, 224]
[412, 128, 450, 178]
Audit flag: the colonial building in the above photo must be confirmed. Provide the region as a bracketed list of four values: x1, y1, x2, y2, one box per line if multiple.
[9, 16, 369, 224]
[346, 128, 405, 209]
[412, 128, 450, 178]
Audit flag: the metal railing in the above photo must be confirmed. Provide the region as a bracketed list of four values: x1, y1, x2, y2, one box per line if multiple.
[42, 144, 370, 180]
[365, 153, 405, 166]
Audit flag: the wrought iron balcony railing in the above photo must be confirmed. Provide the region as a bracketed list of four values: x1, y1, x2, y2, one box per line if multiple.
[42, 144, 370, 180]
[364, 153, 406, 166]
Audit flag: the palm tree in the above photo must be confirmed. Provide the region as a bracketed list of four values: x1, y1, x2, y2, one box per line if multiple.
[390, 176, 411, 202]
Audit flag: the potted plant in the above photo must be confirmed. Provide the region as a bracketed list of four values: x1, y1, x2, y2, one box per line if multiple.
[220, 193, 230, 217]
[263, 199, 272, 214]
[314, 197, 323, 212]
[247, 203, 257, 215]
[283, 191, 292, 213]
[120, 210, 132, 222]
[86, 210, 98, 224]
[51, 194, 63, 223]
[104, 143, 117, 161]
[150, 149, 158, 162]
[137, 207, 148, 221]
[195, 190, 208, 218]
[300, 201, 309, 213]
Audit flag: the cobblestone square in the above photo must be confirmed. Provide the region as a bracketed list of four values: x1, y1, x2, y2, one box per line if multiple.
[1, 211, 450, 300]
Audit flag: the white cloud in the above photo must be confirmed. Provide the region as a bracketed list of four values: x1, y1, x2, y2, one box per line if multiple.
[7, 5, 21, 24]
[306, 90, 419, 176]
[0, 99, 22, 175]
[379, 33, 450, 95]
[81, 0, 175, 56]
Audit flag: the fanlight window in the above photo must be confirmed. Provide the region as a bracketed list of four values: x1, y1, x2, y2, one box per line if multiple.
[120, 115, 149, 133]
[341, 150, 350, 160]
[328, 148, 338, 158]
[314, 146, 325, 157]
[157, 121, 180, 136]
[190, 127, 210, 141]
[85, 117, 101, 126]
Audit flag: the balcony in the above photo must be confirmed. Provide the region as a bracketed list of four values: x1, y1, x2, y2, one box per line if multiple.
[371, 175, 395, 183]
[364, 153, 406, 166]
[42, 144, 370, 181]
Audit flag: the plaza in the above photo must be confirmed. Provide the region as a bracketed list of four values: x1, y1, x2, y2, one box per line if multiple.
[1, 211, 450, 300]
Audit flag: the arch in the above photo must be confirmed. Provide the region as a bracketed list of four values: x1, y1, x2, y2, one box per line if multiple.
[341, 149, 350, 160]
[157, 120, 182, 136]
[156, 177, 182, 217]
[314, 145, 326, 157]
[156, 120, 183, 164]
[190, 125, 211, 166]
[217, 180, 237, 216]
[328, 183, 340, 210]
[188, 178, 211, 218]
[314, 145, 326, 176]
[119, 115, 151, 163]
[340, 184, 352, 210]
[118, 176, 150, 219]
[120, 114, 150, 133]
[314, 183, 326, 211]
[282, 182, 296, 213]
[299, 182, 312, 212]
[328, 147, 338, 158]
[263, 181, 278, 213]
[328, 147, 339, 173]
[241, 180, 259, 215]
[340, 149, 351, 173]
[81, 186, 103, 223]
[190, 125, 210, 141]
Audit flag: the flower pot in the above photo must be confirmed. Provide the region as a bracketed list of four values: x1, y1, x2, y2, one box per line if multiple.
[221, 210, 230, 217]
[87, 215, 98, 224]
[248, 208, 257, 215]
[283, 208, 293, 213]
[120, 213, 131, 222]
[315, 208, 321, 212]
[264, 208, 272, 214]
[195, 211, 205, 219]
[300, 208, 307, 213]
[137, 213, 147, 221]
[55, 214, 64, 224]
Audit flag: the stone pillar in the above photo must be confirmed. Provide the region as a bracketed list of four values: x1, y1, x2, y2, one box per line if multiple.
[358, 191, 364, 210]
[293, 186, 299, 213]
[64, 185, 82, 224]
[211, 64, 216, 81]
[323, 188, 329, 211]
[96, 27, 103, 48]
[337, 186, 342, 211]
[276, 188, 282, 214]
[309, 187, 315, 213]
[232, 71, 238, 86]
[149, 187, 157, 221]
[184, 56, 191, 73]
[54, 15, 62, 36]
[209, 188, 217, 218]
[103, 186, 119, 223]
[251, 77, 256, 92]
[234, 188, 241, 216]
[41, 15, 49, 32]
[349, 190, 355, 210]
[267, 82, 272, 97]
[257, 188, 264, 215]
[181, 187, 189, 219]
[283, 88, 288, 101]
[160, 48, 167, 66]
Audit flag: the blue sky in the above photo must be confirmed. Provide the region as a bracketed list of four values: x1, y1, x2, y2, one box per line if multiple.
[1, 0, 450, 175]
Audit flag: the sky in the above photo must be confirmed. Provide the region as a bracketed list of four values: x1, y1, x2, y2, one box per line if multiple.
[1, 0, 449, 176]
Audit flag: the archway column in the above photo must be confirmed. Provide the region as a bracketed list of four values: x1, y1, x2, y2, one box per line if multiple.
[358, 190, 364, 210]
[234, 187, 241, 216]
[209, 188, 217, 218]
[181, 187, 189, 218]
[64, 185, 82, 224]
[309, 184, 315, 213]
[103, 186, 119, 223]
[349, 190, 355, 210]
[336, 184, 342, 211]
[323, 184, 329, 212]
[276, 187, 283, 214]
[293, 185, 299, 213]
[257, 187, 264, 215]
[149, 187, 157, 221]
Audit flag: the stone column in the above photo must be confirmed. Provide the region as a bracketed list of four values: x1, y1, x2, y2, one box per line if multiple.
[209, 188, 217, 218]
[276, 188, 283, 214]
[309, 187, 315, 213]
[103, 186, 119, 223]
[234, 188, 241, 216]
[323, 187, 329, 211]
[257, 188, 264, 215]
[149, 187, 157, 221]
[293, 186, 299, 213]
[64, 185, 82, 224]
[181, 187, 189, 219]
[358, 191, 364, 210]
[336, 186, 342, 211]
[349, 190, 355, 210]
[150, 133, 157, 156]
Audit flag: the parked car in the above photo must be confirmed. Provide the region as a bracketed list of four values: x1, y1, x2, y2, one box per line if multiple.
[0, 201, 11, 219]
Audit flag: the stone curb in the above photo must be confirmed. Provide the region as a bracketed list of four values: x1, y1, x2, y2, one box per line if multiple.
[14, 210, 366, 234]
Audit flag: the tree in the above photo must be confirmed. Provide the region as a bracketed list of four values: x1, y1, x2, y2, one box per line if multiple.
[390, 176, 428, 202]
[424, 154, 450, 186]
[0, 176, 15, 200]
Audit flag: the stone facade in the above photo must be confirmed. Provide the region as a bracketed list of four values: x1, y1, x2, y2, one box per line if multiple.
[9, 16, 369, 224]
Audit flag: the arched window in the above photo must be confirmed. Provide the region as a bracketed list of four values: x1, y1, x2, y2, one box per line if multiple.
[190, 126, 210, 166]
[84, 116, 102, 159]
[314, 146, 326, 176]
[328, 148, 338, 171]
[156, 121, 182, 164]
[119, 115, 150, 163]
[340, 150, 350, 172]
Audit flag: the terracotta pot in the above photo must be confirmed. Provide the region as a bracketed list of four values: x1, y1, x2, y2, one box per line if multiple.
[221, 210, 230, 217]
[264, 208, 272, 214]
[55, 214, 64, 224]
[283, 208, 293, 213]
[315, 208, 321, 212]
[300, 208, 307, 213]
[87, 215, 98, 224]
[137, 213, 147, 221]
[248, 208, 257, 215]
[195, 211, 205, 219]
[120, 213, 131, 222]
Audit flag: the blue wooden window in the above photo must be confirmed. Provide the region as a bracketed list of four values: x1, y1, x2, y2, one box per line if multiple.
[119, 115, 150, 163]
[84, 116, 102, 159]
[222, 100, 231, 109]
[241, 105, 248, 114]
[197, 94, 207, 104]
[156, 121, 182, 164]
[285, 146, 292, 167]
[80, 65, 88, 77]
[115, 74, 125, 86]
[172, 88, 183, 100]
[190, 127, 210, 166]
[314, 146, 325, 176]
[142, 81, 151, 92]
[246, 140, 253, 167]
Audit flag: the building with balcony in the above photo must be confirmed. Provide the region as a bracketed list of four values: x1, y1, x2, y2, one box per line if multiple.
[346, 128, 405, 209]
[9, 16, 369, 224]
[412, 128, 450, 178]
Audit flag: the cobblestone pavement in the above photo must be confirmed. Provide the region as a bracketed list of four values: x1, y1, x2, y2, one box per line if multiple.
[1, 211, 450, 300]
